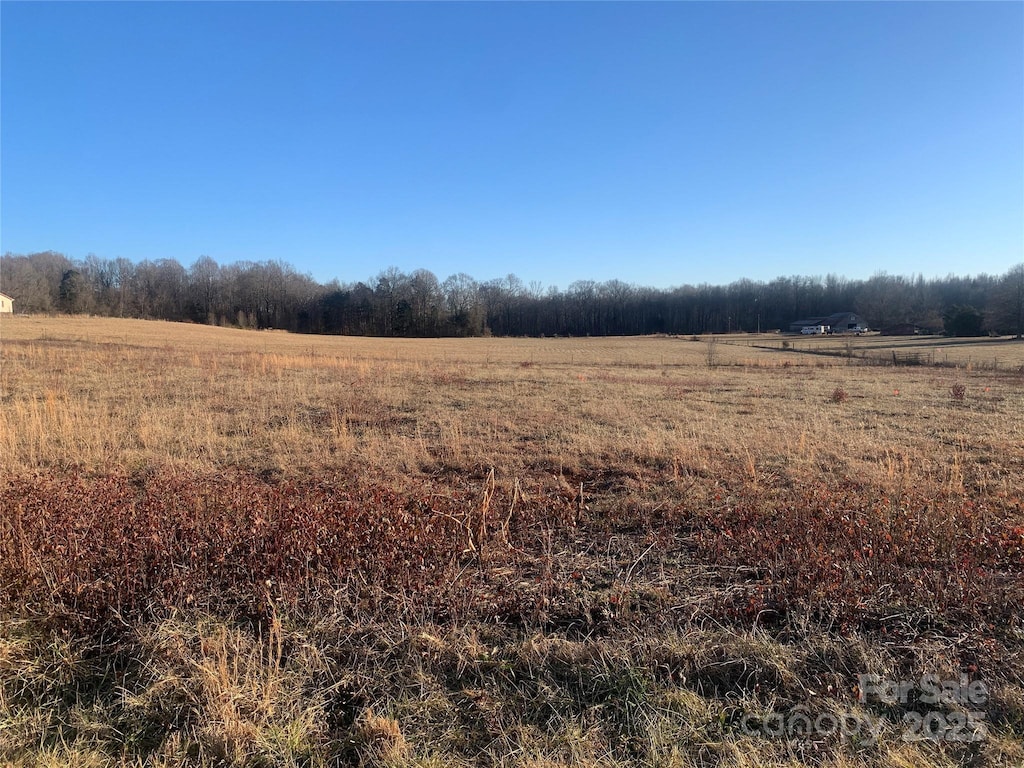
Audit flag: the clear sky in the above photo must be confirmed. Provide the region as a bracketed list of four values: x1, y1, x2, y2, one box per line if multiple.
[2, 1, 1021, 290]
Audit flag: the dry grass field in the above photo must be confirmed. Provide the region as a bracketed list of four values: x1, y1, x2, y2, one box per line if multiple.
[1, 315, 1022, 767]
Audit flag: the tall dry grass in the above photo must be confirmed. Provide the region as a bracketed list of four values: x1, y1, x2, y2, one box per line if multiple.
[1, 316, 1023, 767]
[2, 316, 1022, 500]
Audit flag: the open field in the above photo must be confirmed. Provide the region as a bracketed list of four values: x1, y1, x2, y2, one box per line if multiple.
[729, 334, 1024, 370]
[1, 316, 1023, 767]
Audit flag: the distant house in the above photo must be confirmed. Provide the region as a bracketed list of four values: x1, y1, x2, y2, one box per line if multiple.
[880, 323, 921, 336]
[0, 293, 12, 314]
[788, 311, 867, 334]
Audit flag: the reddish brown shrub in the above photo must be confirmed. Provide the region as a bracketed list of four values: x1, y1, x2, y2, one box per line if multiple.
[0, 467, 591, 628]
[0, 470, 475, 623]
[691, 480, 1024, 629]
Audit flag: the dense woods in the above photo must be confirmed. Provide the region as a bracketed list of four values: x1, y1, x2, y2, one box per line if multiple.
[2, 251, 1022, 338]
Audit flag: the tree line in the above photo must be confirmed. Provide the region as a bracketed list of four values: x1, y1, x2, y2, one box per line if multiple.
[2, 251, 1022, 338]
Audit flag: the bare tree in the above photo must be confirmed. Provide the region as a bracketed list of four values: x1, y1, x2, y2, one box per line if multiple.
[989, 263, 1024, 338]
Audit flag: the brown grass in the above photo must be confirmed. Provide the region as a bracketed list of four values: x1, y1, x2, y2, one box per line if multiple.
[1, 315, 1022, 766]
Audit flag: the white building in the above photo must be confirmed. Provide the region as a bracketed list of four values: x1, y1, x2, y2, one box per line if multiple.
[788, 312, 867, 334]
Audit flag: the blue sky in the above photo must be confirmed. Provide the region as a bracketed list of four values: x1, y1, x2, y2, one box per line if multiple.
[2, 1, 1021, 290]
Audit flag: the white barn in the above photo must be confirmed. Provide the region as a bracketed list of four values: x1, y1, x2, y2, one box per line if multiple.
[0, 293, 13, 314]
